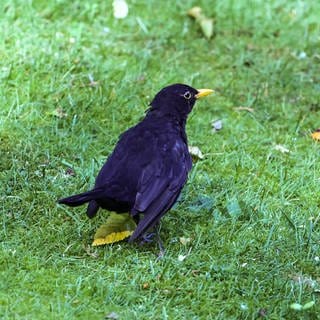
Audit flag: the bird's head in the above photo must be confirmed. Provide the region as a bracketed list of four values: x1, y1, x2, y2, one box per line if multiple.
[149, 83, 213, 118]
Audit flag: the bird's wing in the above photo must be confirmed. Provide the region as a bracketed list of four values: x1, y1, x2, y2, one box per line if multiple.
[129, 140, 192, 241]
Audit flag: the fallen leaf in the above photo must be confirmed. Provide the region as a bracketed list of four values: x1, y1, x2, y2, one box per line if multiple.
[113, 0, 128, 19]
[212, 119, 222, 132]
[274, 145, 290, 153]
[93, 231, 133, 246]
[187, 6, 202, 19]
[302, 301, 315, 310]
[199, 18, 214, 39]
[289, 302, 314, 311]
[311, 129, 320, 141]
[188, 6, 214, 39]
[188, 145, 204, 159]
[234, 106, 255, 113]
[53, 107, 68, 118]
[178, 254, 187, 261]
[179, 237, 191, 245]
[290, 303, 302, 311]
[142, 283, 149, 289]
[92, 212, 136, 246]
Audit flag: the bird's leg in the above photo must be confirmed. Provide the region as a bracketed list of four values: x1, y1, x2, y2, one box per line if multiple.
[138, 224, 165, 258]
[155, 224, 165, 259]
[140, 232, 156, 244]
[132, 214, 140, 225]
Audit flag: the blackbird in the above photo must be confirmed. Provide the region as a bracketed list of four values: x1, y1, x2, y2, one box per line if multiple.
[58, 84, 213, 244]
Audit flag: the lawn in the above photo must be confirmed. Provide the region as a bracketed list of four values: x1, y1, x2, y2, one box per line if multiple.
[1, 0, 320, 319]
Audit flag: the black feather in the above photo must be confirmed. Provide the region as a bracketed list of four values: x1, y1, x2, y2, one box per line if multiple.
[58, 84, 201, 242]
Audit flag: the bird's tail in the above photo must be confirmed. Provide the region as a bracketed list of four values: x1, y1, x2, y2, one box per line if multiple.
[58, 188, 105, 207]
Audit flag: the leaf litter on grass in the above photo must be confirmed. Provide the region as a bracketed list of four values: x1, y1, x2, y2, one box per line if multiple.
[92, 212, 136, 246]
[188, 6, 214, 39]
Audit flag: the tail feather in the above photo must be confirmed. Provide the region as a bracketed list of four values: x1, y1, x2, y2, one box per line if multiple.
[58, 188, 104, 207]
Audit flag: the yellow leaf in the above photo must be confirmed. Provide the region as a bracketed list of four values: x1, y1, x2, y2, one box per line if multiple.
[199, 18, 214, 39]
[311, 129, 320, 141]
[92, 212, 136, 246]
[92, 230, 133, 246]
[188, 6, 214, 39]
[187, 7, 202, 19]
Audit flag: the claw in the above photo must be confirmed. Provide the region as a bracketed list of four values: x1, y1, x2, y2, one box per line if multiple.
[138, 225, 166, 258]
[139, 232, 156, 245]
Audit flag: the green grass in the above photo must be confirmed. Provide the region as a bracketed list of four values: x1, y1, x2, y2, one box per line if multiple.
[1, 0, 320, 319]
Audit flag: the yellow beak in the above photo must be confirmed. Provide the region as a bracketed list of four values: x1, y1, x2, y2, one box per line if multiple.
[195, 88, 214, 99]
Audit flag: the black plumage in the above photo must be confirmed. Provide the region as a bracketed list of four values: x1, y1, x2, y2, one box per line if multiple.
[58, 84, 213, 242]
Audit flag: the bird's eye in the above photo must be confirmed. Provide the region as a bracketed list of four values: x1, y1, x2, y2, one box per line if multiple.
[183, 91, 192, 100]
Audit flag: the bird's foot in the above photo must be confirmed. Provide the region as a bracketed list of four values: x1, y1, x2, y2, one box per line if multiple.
[139, 232, 165, 258]
[139, 232, 156, 245]
[156, 236, 165, 260]
[156, 247, 165, 260]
